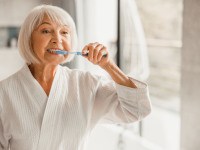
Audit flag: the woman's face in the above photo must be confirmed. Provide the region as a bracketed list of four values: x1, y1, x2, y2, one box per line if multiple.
[31, 15, 72, 65]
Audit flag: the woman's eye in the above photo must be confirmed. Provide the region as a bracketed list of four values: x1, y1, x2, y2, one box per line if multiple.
[41, 29, 50, 34]
[62, 31, 69, 35]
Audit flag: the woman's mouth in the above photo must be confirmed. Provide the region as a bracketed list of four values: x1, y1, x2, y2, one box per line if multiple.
[47, 49, 61, 54]
[47, 49, 68, 55]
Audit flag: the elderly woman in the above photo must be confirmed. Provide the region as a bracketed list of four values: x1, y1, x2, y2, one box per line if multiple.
[0, 4, 151, 150]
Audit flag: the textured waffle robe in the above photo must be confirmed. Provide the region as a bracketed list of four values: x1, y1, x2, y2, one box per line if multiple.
[0, 64, 151, 150]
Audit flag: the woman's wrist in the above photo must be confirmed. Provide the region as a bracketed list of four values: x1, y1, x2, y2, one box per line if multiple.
[102, 60, 137, 88]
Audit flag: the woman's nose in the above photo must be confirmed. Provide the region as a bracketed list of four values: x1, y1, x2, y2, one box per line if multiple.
[51, 33, 62, 44]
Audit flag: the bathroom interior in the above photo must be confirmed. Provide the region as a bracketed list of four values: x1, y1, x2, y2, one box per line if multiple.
[0, 0, 199, 150]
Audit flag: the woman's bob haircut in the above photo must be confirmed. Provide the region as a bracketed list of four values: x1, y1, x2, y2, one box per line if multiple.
[18, 4, 78, 64]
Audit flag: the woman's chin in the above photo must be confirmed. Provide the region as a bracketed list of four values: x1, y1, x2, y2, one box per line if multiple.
[44, 55, 67, 64]
[41, 58, 65, 65]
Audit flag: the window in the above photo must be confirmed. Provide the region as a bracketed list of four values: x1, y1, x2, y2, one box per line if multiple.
[78, 0, 182, 150]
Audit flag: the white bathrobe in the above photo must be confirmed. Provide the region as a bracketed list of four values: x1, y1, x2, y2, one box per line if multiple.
[0, 64, 151, 150]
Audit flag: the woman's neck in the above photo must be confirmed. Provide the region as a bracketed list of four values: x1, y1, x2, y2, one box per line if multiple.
[28, 63, 58, 96]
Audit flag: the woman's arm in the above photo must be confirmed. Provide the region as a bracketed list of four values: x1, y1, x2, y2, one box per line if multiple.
[82, 42, 151, 125]
[86, 72, 151, 126]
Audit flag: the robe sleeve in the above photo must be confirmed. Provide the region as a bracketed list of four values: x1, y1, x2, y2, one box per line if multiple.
[90, 76, 152, 127]
[0, 116, 9, 150]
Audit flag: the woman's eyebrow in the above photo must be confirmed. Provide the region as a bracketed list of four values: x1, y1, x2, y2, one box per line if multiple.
[40, 22, 52, 26]
[63, 25, 70, 29]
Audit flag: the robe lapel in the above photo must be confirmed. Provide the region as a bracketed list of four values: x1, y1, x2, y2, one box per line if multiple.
[36, 65, 68, 150]
[22, 64, 48, 106]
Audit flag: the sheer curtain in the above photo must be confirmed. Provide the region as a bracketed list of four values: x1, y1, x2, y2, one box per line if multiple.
[75, 0, 118, 76]
[120, 0, 149, 81]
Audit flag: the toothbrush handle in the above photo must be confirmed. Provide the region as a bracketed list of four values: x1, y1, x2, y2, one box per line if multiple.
[81, 52, 107, 57]
[82, 53, 88, 56]
[56, 50, 107, 57]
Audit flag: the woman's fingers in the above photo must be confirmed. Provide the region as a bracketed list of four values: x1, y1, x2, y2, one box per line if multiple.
[82, 45, 89, 56]
[87, 45, 94, 61]
[82, 42, 109, 65]
[97, 46, 107, 62]
[93, 44, 103, 63]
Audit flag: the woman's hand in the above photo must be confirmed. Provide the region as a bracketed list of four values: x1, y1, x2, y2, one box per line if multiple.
[82, 42, 137, 88]
[82, 42, 110, 68]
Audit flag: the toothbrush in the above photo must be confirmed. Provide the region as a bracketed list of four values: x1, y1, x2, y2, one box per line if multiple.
[47, 49, 107, 57]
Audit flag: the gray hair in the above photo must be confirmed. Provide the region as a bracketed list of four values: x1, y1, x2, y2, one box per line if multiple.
[18, 4, 78, 64]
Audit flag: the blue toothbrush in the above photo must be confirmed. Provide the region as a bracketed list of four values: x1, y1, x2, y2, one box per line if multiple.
[47, 49, 107, 57]
[54, 50, 86, 56]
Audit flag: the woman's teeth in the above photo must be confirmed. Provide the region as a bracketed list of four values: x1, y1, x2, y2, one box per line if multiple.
[47, 49, 57, 53]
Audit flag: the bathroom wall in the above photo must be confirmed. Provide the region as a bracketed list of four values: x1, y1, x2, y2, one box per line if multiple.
[0, 0, 39, 26]
[0, 0, 39, 81]
[0, 49, 24, 81]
